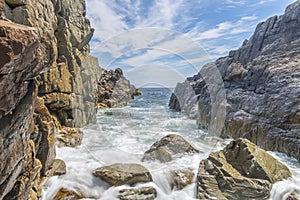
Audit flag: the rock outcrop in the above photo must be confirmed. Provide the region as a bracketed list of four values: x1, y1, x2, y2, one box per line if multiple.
[142, 134, 199, 162]
[0, 20, 52, 200]
[92, 163, 153, 186]
[0, 0, 120, 198]
[169, 1, 300, 161]
[96, 68, 138, 108]
[196, 138, 291, 199]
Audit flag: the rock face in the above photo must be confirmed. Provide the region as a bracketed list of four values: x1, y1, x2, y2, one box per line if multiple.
[118, 187, 157, 200]
[142, 134, 199, 162]
[169, 1, 300, 161]
[0, 20, 51, 200]
[92, 163, 153, 186]
[96, 68, 138, 108]
[196, 138, 291, 199]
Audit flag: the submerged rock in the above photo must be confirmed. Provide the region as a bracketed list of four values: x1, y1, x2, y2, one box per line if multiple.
[170, 169, 194, 190]
[92, 163, 153, 186]
[142, 134, 199, 162]
[56, 127, 83, 147]
[118, 186, 157, 200]
[50, 159, 66, 176]
[196, 138, 291, 199]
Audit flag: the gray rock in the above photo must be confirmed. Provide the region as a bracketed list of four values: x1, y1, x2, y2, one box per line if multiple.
[118, 187, 157, 200]
[170, 169, 194, 190]
[92, 163, 153, 186]
[169, 1, 300, 161]
[196, 138, 291, 200]
[142, 134, 199, 162]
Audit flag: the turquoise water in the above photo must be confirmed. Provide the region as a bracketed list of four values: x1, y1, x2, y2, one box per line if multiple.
[42, 88, 300, 199]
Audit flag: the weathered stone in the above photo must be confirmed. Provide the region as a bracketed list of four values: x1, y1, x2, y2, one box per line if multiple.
[0, 20, 52, 199]
[118, 187, 157, 200]
[56, 127, 83, 147]
[52, 188, 85, 200]
[96, 68, 138, 108]
[5, 0, 26, 8]
[169, 1, 300, 161]
[142, 134, 199, 162]
[287, 192, 300, 200]
[92, 163, 153, 186]
[47, 159, 67, 176]
[33, 97, 56, 176]
[196, 138, 292, 200]
[170, 169, 194, 190]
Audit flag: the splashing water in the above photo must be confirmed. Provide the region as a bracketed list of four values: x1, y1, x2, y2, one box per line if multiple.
[41, 88, 300, 200]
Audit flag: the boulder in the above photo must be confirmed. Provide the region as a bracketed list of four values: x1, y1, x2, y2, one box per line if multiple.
[52, 188, 85, 200]
[56, 127, 83, 147]
[142, 134, 199, 162]
[196, 138, 292, 199]
[118, 187, 157, 200]
[49, 159, 66, 176]
[170, 169, 194, 190]
[92, 163, 152, 186]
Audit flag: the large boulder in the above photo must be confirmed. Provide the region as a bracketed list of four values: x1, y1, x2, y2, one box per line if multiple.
[196, 138, 291, 200]
[92, 163, 153, 186]
[169, 1, 300, 162]
[118, 186, 157, 200]
[142, 134, 199, 162]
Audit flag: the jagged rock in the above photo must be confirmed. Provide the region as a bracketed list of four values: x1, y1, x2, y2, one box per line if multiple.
[52, 188, 85, 200]
[92, 163, 153, 186]
[96, 68, 138, 108]
[142, 134, 199, 162]
[196, 138, 291, 200]
[169, 1, 300, 161]
[33, 97, 56, 176]
[118, 187, 157, 200]
[287, 192, 300, 200]
[170, 169, 194, 190]
[0, 20, 52, 199]
[56, 127, 83, 147]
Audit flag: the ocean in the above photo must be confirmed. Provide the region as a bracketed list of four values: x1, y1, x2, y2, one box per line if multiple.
[42, 88, 300, 200]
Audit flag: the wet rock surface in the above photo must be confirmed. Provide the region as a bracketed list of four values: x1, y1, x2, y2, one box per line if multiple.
[170, 169, 194, 190]
[196, 138, 291, 200]
[142, 134, 199, 162]
[118, 186, 157, 200]
[92, 163, 153, 186]
[169, 1, 300, 161]
[56, 127, 83, 147]
[52, 188, 85, 200]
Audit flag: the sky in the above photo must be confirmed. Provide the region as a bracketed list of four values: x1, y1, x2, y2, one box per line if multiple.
[86, 0, 295, 88]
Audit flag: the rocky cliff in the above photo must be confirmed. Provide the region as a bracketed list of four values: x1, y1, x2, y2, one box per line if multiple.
[169, 1, 300, 161]
[0, 0, 135, 199]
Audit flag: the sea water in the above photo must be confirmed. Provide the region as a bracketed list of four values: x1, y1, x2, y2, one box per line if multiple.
[42, 88, 300, 200]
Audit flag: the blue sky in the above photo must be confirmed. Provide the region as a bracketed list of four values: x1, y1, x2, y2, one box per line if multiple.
[86, 0, 295, 88]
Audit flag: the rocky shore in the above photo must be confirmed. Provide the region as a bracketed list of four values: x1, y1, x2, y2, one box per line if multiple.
[169, 1, 300, 162]
[0, 0, 136, 199]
